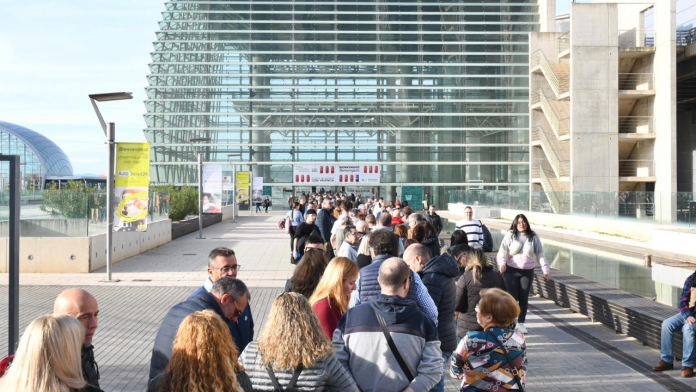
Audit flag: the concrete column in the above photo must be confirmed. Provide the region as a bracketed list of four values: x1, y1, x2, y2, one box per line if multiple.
[251, 58, 269, 179]
[653, 0, 677, 222]
[569, 4, 619, 199]
[537, 0, 557, 33]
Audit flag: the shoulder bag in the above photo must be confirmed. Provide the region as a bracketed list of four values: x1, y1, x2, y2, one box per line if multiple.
[265, 364, 304, 392]
[486, 330, 525, 392]
[372, 306, 414, 382]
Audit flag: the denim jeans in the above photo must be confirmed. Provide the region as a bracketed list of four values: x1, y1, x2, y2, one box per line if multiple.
[661, 312, 696, 368]
[429, 350, 452, 392]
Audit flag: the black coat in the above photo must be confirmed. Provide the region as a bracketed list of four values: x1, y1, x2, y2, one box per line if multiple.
[81, 345, 101, 390]
[455, 267, 507, 337]
[419, 253, 459, 352]
[421, 235, 442, 257]
[426, 212, 443, 235]
[149, 290, 230, 381]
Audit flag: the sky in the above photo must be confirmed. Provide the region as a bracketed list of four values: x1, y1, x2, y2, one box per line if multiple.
[0, 0, 694, 175]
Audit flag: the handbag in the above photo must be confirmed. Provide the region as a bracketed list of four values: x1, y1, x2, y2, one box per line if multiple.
[372, 306, 414, 382]
[486, 330, 525, 392]
[265, 364, 304, 392]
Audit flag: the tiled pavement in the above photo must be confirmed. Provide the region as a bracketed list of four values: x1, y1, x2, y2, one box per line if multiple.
[1, 212, 695, 391]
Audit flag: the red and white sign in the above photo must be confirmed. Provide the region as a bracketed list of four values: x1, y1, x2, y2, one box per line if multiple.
[293, 165, 381, 184]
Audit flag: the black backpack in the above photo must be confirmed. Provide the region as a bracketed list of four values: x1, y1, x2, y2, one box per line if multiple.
[265, 365, 303, 392]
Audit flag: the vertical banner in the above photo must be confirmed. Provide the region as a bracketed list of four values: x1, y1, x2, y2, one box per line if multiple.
[202, 164, 223, 213]
[114, 143, 150, 232]
[236, 171, 250, 205]
[252, 176, 264, 204]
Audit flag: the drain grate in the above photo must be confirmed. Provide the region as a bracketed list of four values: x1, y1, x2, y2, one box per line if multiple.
[182, 253, 196, 256]
[131, 279, 152, 282]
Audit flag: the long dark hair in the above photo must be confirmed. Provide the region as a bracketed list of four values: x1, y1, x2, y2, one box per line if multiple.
[291, 249, 328, 298]
[509, 213, 535, 238]
[450, 230, 468, 247]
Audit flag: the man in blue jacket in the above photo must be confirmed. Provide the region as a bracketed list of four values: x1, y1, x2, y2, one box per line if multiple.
[188, 247, 254, 354]
[316, 197, 335, 244]
[149, 276, 248, 381]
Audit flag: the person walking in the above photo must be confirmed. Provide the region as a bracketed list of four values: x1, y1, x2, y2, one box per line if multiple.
[403, 244, 459, 392]
[450, 288, 527, 391]
[497, 214, 550, 334]
[293, 209, 321, 263]
[53, 288, 102, 390]
[455, 247, 507, 339]
[262, 197, 270, 213]
[309, 257, 359, 338]
[189, 248, 254, 354]
[333, 258, 443, 392]
[240, 292, 358, 391]
[652, 270, 696, 378]
[0, 314, 102, 392]
[426, 205, 443, 235]
[455, 206, 484, 248]
[148, 310, 252, 392]
[287, 202, 304, 260]
[150, 277, 249, 380]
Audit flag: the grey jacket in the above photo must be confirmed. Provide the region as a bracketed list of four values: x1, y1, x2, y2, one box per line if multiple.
[239, 341, 358, 392]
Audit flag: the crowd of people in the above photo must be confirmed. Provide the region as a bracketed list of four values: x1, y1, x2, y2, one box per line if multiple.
[1, 189, 567, 392]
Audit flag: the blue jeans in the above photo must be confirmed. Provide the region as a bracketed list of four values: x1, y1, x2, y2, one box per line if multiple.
[429, 351, 452, 392]
[661, 312, 696, 368]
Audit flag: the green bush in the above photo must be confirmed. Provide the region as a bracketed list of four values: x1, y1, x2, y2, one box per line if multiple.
[168, 185, 198, 221]
[40, 181, 96, 218]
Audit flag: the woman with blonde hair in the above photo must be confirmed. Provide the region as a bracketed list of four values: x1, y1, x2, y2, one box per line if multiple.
[148, 310, 251, 392]
[240, 292, 358, 391]
[309, 257, 359, 338]
[0, 314, 95, 392]
[455, 247, 506, 339]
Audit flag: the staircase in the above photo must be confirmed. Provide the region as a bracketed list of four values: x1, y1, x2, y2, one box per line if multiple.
[532, 126, 570, 178]
[531, 50, 570, 99]
[531, 89, 570, 139]
[539, 167, 571, 214]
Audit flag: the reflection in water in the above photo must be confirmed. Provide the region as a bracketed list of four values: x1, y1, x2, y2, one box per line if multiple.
[442, 218, 681, 307]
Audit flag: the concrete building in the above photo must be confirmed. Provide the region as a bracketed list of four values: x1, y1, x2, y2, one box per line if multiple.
[529, 1, 677, 221]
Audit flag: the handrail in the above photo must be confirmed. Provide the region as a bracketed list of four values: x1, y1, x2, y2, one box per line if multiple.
[530, 50, 569, 97]
[618, 30, 656, 48]
[533, 126, 569, 177]
[534, 88, 569, 138]
[557, 32, 570, 54]
[618, 116, 653, 134]
[619, 159, 655, 177]
[539, 167, 569, 214]
[618, 73, 654, 90]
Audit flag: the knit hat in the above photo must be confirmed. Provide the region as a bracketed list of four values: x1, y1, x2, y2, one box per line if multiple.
[306, 209, 317, 216]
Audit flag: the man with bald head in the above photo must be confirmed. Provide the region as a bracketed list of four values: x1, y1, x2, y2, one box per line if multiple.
[333, 257, 443, 392]
[53, 288, 101, 390]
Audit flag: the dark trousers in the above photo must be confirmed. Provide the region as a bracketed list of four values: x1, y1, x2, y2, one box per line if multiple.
[504, 266, 535, 323]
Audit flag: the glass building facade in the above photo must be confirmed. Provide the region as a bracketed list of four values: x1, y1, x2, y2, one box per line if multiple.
[144, 0, 538, 204]
[0, 121, 73, 190]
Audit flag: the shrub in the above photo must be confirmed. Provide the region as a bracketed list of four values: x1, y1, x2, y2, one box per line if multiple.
[168, 185, 198, 221]
[40, 181, 96, 218]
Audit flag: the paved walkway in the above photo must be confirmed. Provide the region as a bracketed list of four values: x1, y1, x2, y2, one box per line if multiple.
[1, 212, 695, 391]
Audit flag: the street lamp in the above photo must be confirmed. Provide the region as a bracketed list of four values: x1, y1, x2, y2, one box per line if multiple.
[88, 92, 133, 282]
[227, 153, 241, 223]
[189, 137, 210, 239]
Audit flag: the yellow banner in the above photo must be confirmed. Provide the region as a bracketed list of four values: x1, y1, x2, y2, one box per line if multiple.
[114, 143, 150, 232]
[236, 171, 250, 203]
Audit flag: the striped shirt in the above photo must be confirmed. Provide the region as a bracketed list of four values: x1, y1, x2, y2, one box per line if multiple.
[455, 219, 484, 246]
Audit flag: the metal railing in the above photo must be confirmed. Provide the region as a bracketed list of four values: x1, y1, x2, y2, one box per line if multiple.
[540, 167, 570, 214]
[531, 89, 570, 138]
[618, 116, 653, 134]
[532, 126, 570, 177]
[530, 50, 569, 97]
[618, 73, 654, 91]
[557, 32, 570, 54]
[618, 30, 656, 48]
[677, 28, 696, 47]
[619, 159, 655, 177]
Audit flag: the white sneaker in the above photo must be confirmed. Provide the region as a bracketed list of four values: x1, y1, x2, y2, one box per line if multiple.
[516, 322, 528, 334]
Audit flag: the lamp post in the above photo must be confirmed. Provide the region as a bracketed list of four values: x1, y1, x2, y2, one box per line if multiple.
[248, 163, 257, 216]
[227, 153, 241, 223]
[189, 137, 210, 239]
[88, 92, 133, 282]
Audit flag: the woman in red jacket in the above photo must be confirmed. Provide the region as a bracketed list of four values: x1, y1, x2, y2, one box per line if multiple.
[309, 257, 359, 338]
